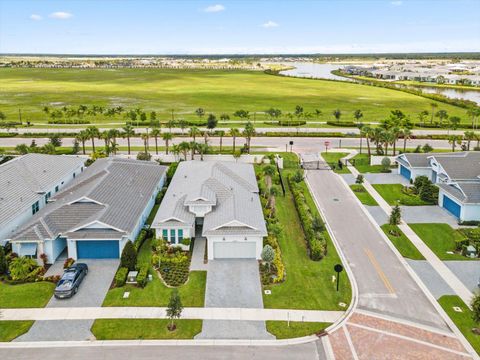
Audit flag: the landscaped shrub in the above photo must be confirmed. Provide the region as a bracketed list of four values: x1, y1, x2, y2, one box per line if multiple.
[136, 266, 149, 288]
[158, 252, 190, 287]
[134, 229, 148, 251]
[310, 238, 326, 261]
[8, 257, 43, 282]
[326, 121, 356, 127]
[48, 119, 90, 124]
[120, 241, 137, 271]
[390, 205, 402, 225]
[63, 258, 75, 269]
[0, 246, 7, 275]
[114, 267, 128, 287]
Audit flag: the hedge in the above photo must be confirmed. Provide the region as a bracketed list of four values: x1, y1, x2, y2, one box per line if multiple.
[0, 132, 18, 138]
[136, 266, 149, 288]
[264, 120, 307, 127]
[134, 229, 148, 251]
[264, 131, 348, 138]
[48, 119, 90, 124]
[114, 267, 128, 287]
[326, 121, 357, 127]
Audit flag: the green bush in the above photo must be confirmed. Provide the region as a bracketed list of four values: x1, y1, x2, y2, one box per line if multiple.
[310, 238, 326, 261]
[159, 252, 190, 287]
[136, 266, 149, 288]
[114, 267, 128, 287]
[120, 241, 137, 271]
[8, 257, 39, 281]
[134, 230, 148, 251]
[0, 246, 7, 275]
[326, 121, 356, 127]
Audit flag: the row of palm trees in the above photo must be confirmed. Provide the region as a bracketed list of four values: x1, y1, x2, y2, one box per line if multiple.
[74, 122, 256, 156]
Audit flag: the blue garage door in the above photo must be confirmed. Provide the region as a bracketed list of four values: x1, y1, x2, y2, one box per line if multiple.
[442, 196, 461, 218]
[400, 165, 411, 180]
[76, 241, 119, 259]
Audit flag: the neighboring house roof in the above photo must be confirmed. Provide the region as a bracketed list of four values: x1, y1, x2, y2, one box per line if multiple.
[11, 158, 167, 243]
[153, 161, 267, 237]
[438, 182, 480, 204]
[0, 154, 85, 230]
[432, 152, 480, 180]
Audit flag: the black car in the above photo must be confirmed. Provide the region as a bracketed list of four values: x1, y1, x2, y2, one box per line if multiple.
[54, 263, 88, 299]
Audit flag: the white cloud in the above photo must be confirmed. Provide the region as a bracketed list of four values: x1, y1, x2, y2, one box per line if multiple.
[204, 4, 225, 13]
[49, 11, 73, 19]
[391, 1, 403, 6]
[30, 14, 42, 21]
[262, 21, 279, 28]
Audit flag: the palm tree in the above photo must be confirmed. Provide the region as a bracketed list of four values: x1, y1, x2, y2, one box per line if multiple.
[417, 110, 429, 126]
[108, 129, 120, 155]
[402, 128, 412, 153]
[435, 110, 449, 126]
[122, 124, 135, 155]
[109, 141, 119, 155]
[151, 127, 161, 155]
[362, 125, 372, 157]
[229, 128, 240, 154]
[332, 109, 342, 122]
[197, 143, 208, 161]
[448, 135, 462, 152]
[76, 130, 89, 155]
[243, 121, 255, 154]
[464, 131, 475, 151]
[141, 133, 149, 154]
[353, 109, 363, 124]
[171, 144, 180, 161]
[100, 130, 110, 154]
[218, 130, 225, 153]
[162, 132, 173, 154]
[166, 119, 176, 133]
[430, 103, 438, 124]
[370, 127, 384, 155]
[86, 126, 100, 153]
[357, 123, 365, 154]
[189, 126, 200, 142]
[390, 126, 401, 155]
[178, 141, 190, 161]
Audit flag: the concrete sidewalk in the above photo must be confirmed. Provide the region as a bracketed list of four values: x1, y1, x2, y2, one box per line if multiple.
[0, 307, 344, 323]
[347, 163, 474, 308]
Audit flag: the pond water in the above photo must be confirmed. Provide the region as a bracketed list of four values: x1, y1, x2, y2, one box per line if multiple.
[279, 62, 480, 105]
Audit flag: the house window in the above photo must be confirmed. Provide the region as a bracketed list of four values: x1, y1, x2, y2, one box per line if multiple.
[162, 229, 168, 241]
[73, 172, 76, 179]
[178, 229, 184, 242]
[44, 192, 51, 203]
[170, 229, 176, 244]
[31, 201, 40, 215]
[55, 185, 59, 193]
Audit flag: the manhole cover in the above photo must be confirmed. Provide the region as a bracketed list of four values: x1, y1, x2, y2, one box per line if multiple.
[333, 198, 339, 202]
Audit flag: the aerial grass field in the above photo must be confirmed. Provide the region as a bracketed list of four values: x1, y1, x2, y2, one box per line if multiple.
[0, 68, 470, 125]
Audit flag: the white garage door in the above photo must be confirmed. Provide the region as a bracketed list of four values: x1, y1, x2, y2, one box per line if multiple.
[213, 241, 256, 259]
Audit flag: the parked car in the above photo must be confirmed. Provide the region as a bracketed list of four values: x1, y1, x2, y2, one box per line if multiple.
[54, 263, 88, 299]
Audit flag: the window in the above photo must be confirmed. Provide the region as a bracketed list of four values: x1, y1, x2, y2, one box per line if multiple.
[170, 229, 176, 244]
[162, 229, 168, 241]
[31, 201, 40, 215]
[55, 185, 59, 193]
[44, 192, 51, 203]
[73, 172, 76, 179]
[178, 229, 184, 242]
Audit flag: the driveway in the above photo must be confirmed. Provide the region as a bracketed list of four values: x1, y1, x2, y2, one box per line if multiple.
[401, 206, 460, 228]
[195, 259, 274, 340]
[15, 259, 119, 342]
[363, 173, 409, 185]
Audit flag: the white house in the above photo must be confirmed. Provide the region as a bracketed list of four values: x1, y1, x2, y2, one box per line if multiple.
[396, 152, 480, 221]
[9, 158, 167, 263]
[0, 154, 85, 245]
[152, 161, 267, 260]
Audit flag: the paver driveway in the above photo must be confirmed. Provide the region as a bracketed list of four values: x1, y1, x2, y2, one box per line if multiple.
[15, 259, 119, 341]
[196, 259, 274, 340]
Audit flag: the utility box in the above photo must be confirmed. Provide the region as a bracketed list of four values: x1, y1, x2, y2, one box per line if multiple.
[465, 245, 477, 258]
[126, 271, 138, 284]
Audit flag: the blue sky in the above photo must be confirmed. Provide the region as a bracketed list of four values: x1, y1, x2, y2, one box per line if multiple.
[0, 0, 479, 54]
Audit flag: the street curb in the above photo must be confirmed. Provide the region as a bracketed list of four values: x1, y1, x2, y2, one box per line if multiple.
[338, 161, 479, 359]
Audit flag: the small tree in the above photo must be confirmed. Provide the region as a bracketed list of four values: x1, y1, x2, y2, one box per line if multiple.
[0, 246, 7, 275]
[120, 240, 137, 271]
[207, 114, 218, 133]
[472, 293, 480, 324]
[389, 205, 401, 225]
[136, 152, 152, 161]
[261, 245, 275, 271]
[355, 175, 364, 184]
[166, 289, 183, 331]
[422, 143, 433, 153]
[381, 157, 391, 172]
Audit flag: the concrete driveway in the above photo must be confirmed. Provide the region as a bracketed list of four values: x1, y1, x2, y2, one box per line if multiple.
[363, 173, 410, 185]
[16, 259, 119, 342]
[196, 259, 274, 340]
[401, 206, 460, 228]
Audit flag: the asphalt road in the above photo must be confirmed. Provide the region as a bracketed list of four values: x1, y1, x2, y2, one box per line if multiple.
[305, 165, 447, 329]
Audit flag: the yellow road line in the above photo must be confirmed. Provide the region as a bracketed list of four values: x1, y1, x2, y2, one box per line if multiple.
[364, 248, 396, 294]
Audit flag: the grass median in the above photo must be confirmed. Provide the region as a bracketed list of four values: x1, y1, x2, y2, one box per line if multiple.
[266, 321, 331, 339]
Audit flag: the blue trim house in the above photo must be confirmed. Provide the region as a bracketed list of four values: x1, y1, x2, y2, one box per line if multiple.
[396, 152, 480, 221]
[10, 158, 167, 264]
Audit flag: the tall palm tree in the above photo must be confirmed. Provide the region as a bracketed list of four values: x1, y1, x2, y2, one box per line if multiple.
[448, 135, 462, 152]
[178, 141, 190, 161]
[390, 126, 401, 155]
[435, 110, 449, 126]
[218, 130, 225, 153]
[464, 131, 475, 151]
[362, 125, 372, 157]
[151, 127, 161, 155]
[402, 128, 412, 153]
[162, 132, 173, 154]
[86, 126, 100, 153]
[242, 121, 256, 154]
[190, 141, 197, 160]
[100, 130, 110, 154]
[108, 129, 120, 155]
[122, 124, 135, 155]
[166, 119, 176, 133]
[229, 128, 240, 154]
[370, 127, 384, 155]
[189, 126, 200, 142]
[466, 108, 480, 130]
[357, 123, 365, 154]
[171, 144, 180, 161]
[141, 133, 149, 154]
[76, 130, 89, 155]
[430, 103, 438, 124]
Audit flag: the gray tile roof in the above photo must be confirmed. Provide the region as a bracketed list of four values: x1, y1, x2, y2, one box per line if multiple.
[11, 158, 167, 242]
[433, 152, 480, 180]
[153, 161, 267, 237]
[0, 154, 85, 229]
[438, 182, 480, 204]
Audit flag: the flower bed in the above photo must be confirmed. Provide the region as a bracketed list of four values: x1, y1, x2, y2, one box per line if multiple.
[151, 240, 191, 287]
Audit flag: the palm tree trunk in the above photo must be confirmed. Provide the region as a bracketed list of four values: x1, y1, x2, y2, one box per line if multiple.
[220, 136, 223, 152]
[359, 135, 363, 154]
[366, 138, 371, 157]
[155, 137, 158, 155]
[82, 141, 86, 155]
[127, 136, 131, 155]
[166, 140, 169, 155]
[233, 136, 236, 153]
[403, 138, 407, 153]
[91, 138, 96, 153]
[393, 140, 396, 156]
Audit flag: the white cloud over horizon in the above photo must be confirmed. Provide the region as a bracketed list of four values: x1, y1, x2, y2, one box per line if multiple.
[204, 4, 225, 13]
[262, 20, 279, 28]
[49, 11, 73, 19]
[30, 14, 42, 21]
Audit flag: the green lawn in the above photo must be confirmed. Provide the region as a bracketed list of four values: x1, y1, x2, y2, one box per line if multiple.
[372, 184, 433, 206]
[266, 321, 331, 339]
[438, 296, 480, 355]
[0, 321, 34, 342]
[0, 281, 55, 308]
[349, 184, 378, 206]
[409, 223, 476, 261]
[0, 68, 468, 125]
[351, 153, 385, 173]
[262, 167, 351, 310]
[381, 224, 425, 260]
[103, 238, 206, 307]
[91, 319, 202, 340]
[321, 152, 350, 173]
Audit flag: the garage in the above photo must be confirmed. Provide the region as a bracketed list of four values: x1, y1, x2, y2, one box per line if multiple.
[400, 165, 411, 180]
[76, 240, 119, 259]
[442, 195, 462, 219]
[213, 241, 256, 259]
